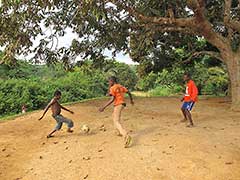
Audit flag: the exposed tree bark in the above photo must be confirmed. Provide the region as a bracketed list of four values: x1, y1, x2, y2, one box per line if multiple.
[223, 52, 240, 110]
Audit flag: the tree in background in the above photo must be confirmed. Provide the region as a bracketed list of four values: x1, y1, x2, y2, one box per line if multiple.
[0, 1, 240, 109]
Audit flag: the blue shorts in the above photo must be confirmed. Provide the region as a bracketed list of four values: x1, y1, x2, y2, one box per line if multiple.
[52, 114, 74, 130]
[182, 102, 195, 111]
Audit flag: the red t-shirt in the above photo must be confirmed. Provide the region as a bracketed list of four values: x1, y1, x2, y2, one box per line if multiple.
[184, 80, 198, 102]
[109, 84, 128, 106]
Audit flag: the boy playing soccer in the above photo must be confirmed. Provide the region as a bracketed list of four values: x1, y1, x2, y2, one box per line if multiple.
[99, 76, 134, 148]
[39, 90, 74, 138]
[181, 73, 198, 127]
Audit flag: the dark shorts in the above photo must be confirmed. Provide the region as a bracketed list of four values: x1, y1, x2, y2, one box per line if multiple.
[182, 102, 195, 111]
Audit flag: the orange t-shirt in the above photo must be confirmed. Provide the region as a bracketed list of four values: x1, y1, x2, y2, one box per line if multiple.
[184, 80, 198, 102]
[109, 84, 128, 106]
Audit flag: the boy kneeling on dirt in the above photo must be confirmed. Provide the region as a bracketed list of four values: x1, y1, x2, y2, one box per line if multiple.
[39, 90, 74, 138]
[99, 76, 134, 148]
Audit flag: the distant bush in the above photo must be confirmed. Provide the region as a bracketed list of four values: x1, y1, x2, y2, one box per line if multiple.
[0, 71, 107, 116]
[135, 72, 158, 91]
[137, 62, 229, 97]
[149, 84, 182, 96]
[202, 67, 228, 95]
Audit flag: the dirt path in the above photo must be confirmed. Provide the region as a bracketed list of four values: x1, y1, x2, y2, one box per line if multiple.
[1, 97, 240, 180]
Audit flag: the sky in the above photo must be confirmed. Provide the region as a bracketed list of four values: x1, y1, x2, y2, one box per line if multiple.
[18, 26, 135, 65]
[56, 28, 135, 64]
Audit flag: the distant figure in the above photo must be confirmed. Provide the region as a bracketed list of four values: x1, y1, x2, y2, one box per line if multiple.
[99, 76, 134, 148]
[39, 90, 74, 138]
[181, 73, 198, 127]
[21, 104, 27, 113]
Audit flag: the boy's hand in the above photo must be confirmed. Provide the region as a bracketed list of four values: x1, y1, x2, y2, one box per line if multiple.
[180, 98, 184, 102]
[69, 110, 74, 114]
[38, 117, 43, 121]
[99, 107, 105, 112]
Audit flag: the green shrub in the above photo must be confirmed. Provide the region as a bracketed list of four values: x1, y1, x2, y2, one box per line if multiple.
[156, 67, 185, 86]
[0, 70, 107, 116]
[136, 72, 158, 91]
[149, 84, 182, 96]
[202, 67, 228, 95]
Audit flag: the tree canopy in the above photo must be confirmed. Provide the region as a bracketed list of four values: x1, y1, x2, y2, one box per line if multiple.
[0, 0, 239, 64]
[1, 0, 240, 108]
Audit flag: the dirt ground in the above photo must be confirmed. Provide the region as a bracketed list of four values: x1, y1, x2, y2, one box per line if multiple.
[0, 97, 240, 180]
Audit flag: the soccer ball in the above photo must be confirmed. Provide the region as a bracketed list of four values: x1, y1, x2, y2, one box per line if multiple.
[81, 124, 90, 133]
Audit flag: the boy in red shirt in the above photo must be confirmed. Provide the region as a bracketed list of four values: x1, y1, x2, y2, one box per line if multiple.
[181, 73, 198, 127]
[99, 76, 134, 148]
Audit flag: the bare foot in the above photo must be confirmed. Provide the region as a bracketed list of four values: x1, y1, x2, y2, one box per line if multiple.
[180, 119, 187, 123]
[67, 129, 74, 133]
[186, 124, 194, 128]
[115, 131, 122, 137]
[47, 135, 54, 138]
[117, 133, 123, 137]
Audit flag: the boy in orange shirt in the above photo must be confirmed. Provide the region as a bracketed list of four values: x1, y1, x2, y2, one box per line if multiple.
[99, 76, 134, 148]
[181, 73, 198, 127]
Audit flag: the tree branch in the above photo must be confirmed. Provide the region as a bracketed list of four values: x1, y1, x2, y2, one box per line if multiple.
[107, 0, 230, 59]
[187, 0, 229, 53]
[224, 0, 234, 43]
[224, 0, 232, 24]
[228, 20, 240, 32]
[136, 24, 197, 34]
[182, 51, 224, 64]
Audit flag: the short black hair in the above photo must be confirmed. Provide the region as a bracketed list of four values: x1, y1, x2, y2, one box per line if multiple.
[184, 72, 191, 78]
[109, 76, 117, 83]
[54, 90, 62, 96]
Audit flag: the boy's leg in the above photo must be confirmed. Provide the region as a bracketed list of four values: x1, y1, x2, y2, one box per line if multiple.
[47, 129, 57, 138]
[185, 110, 194, 127]
[181, 108, 187, 122]
[113, 105, 127, 137]
[185, 102, 195, 127]
[58, 115, 74, 132]
[113, 105, 132, 148]
[181, 102, 188, 122]
[47, 117, 63, 138]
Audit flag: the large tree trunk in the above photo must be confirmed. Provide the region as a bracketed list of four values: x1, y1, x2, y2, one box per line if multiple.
[224, 52, 240, 110]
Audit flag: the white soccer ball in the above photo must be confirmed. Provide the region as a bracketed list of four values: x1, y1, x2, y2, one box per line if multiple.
[81, 124, 90, 133]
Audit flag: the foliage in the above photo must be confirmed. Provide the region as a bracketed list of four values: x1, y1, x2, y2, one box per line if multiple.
[0, 58, 139, 116]
[0, 70, 107, 116]
[77, 59, 138, 90]
[136, 61, 228, 96]
[202, 67, 229, 95]
[136, 72, 158, 91]
[149, 84, 182, 97]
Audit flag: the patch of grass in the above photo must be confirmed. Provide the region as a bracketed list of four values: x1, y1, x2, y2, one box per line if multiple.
[132, 91, 150, 97]
[148, 85, 182, 97]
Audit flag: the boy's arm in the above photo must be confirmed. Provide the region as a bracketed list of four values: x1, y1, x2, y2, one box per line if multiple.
[190, 84, 198, 102]
[181, 96, 184, 102]
[39, 99, 55, 120]
[127, 91, 134, 105]
[60, 105, 74, 114]
[99, 96, 115, 112]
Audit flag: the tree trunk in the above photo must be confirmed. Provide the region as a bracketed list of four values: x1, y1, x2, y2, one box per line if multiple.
[224, 52, 240, 110]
